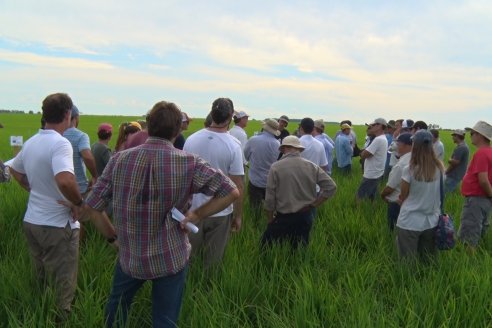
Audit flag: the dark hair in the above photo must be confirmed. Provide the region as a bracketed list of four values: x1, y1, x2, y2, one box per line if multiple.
[412, 120, 428, 131]
[430, 129, 439, 138]
[233, 116, 241, 124]
[300, 117, 315, 134]
[41, 116, 46, 129]
[204, 113, 213, 128]
[211, 98, 234, 125]
[98, 130, 112, 140]
[42, 93, 73, 124]
[147, 101, 182, 140]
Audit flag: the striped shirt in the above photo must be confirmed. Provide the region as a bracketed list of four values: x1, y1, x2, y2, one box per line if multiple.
[86, 137, 237, 279]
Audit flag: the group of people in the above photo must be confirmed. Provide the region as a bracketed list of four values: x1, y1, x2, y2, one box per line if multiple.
[3, 92, 492, 327]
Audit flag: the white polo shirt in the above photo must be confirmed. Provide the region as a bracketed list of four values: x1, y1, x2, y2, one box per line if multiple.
[12, 129, 79, 229]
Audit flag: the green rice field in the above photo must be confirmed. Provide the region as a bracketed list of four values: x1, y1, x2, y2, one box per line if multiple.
[1, 112, 491, 327]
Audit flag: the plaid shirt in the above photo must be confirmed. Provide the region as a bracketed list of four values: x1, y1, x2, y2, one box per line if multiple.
[86, 137, 237, 279]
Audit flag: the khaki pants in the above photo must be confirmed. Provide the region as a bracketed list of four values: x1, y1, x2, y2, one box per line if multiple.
[188, 214, 232, 269]
[23, 222, 79, 312]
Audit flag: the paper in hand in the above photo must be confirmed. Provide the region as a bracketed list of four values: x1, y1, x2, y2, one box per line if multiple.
[171, 207, 199, 234]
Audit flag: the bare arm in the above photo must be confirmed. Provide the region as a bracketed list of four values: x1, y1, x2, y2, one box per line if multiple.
[55, 171, 84, 205]
[380, 186, 395, 201]
[81, 149, 98, 182]
[360, 149, 373, 160]
[478, 172, 492, 198]
[398, 180, 410, 205]
[9, 167, 30, 191]
[229, 175, 244, 232]
[182, 189, 240, 228]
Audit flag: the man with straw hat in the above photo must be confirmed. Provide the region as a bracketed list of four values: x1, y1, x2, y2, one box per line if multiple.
[458, 120, 492, 251]
[244, 118, 281, 210]
[261, 136, 337, 249]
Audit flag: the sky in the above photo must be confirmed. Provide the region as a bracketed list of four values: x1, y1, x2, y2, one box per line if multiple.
[0, 0, 491, 128]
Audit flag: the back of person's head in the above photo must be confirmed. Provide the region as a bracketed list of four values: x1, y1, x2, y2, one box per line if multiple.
[340, 120, 352, 127]
[300, 117, 315, 134]
[137, 120, 147, 130]
[42, 93, 73, 124]
[211, 98, 234, 125]
[147, 101, 182, 140]
[412, 120, 428, 131]
[430, 129, 439, 139]
[410, 130, 443, 181]
[97, 123, 113, 141]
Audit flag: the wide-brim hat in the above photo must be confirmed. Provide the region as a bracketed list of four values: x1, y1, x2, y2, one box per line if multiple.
[279, 135, 305, 151]
[466, 121, 492, 141]
[262, 118, 280, 136]
[451, 129, 465, 137]
[365, 117, 387, 127]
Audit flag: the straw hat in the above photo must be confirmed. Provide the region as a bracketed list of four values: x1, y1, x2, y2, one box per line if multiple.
[279, 136, 305, 151]
[262, 118, 280, 136]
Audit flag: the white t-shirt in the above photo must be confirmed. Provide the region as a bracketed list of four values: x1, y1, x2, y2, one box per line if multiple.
[363, 134, 388, 179]
[299, 135, 328, 167]
[396, 166, 440, 231]
[184, 129, 244, 217]
[385, 152, 411, 202]
[229, 125, 248, 165]
[11, 129, 79, 229]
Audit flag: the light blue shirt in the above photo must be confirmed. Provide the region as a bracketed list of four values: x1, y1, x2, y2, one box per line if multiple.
[244, 132, 280, 188]
[64, 127, 91, 193]
[315, 134, 334, 175]
[335, 134, 353, 167]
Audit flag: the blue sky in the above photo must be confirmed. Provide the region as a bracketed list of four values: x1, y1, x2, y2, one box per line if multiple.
[0, 0, 491, 128]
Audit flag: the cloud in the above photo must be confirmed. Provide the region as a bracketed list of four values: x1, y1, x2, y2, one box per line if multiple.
[0, 50, 113, 69]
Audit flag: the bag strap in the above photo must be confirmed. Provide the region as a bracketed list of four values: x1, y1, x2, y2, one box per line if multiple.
[439, 171, 444, 215]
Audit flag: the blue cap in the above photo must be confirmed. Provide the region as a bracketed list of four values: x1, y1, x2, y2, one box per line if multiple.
[71, 105, 79, 118]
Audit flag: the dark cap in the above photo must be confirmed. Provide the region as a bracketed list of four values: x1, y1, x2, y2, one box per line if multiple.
[412, 120, 428, 131]
[396, 133, 412, 145]
[412, 130, 433, 145]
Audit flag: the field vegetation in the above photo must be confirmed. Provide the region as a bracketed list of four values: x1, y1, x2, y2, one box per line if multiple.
[1, 113, 491, 327]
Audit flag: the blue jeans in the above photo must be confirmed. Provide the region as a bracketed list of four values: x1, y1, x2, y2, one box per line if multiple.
[105, 261, 187, 328]
[444, 176, 460, 194]
[387, 202, 401, 231]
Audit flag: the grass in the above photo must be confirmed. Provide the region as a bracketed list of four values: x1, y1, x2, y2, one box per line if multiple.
[0, 112, 490, 327]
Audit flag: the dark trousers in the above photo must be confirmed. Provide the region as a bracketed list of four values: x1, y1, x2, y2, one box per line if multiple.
[387, 202, 401, 231]
[261, 210, 313, 250]
[105, 262, 187, 328]
[248, 181, 266, 209]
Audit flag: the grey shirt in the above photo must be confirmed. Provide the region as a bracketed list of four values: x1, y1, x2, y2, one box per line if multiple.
[244, 132, 280, 188]
[446, 142, 469, 180]
[91, 142, 112, 177]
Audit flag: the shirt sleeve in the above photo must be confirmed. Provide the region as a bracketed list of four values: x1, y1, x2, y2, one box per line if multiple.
[11, 152, 25, 174]
[317, 167, 337, 199]
[387, 164, 402, 189]
[471, 150, 490, 174]
[86, 152, 118, 210]
[401, 164, 412, 183]
[264, 166, 277, 211]
[52, 139, 74, 175]
[78, 133, 91, 151]
[229, 145, 245, 176]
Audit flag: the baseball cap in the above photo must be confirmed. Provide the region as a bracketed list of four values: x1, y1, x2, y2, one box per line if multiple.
[234, 111, 249, 119]
[71, 105, 79, 118]
[396, 133, 412, 145]
[366, 118, 387, 126]
[98, 123, 112, 133]
[401, 119, 414, 129]
[412, 130, 433, 145]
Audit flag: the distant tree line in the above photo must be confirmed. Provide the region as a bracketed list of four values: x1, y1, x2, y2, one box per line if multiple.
[0, 109, 40, 114]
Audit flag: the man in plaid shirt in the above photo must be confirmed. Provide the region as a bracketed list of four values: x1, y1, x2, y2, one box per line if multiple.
[85, 101, 239, 327]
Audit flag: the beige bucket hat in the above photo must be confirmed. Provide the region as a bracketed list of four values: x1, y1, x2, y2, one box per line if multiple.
[465, 121, 492, 141]
[279, 135, 305, 151]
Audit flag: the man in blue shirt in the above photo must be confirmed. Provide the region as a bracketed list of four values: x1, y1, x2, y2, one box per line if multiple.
[335, 123, 353, 174]
[244, 119, 280, 210]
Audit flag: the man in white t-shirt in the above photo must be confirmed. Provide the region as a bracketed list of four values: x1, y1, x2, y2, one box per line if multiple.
[184, 98, 244, 269]
[229, 110, 249, 165]
[298, 117, 328, 172]
[380, 133, 412, 231]
[356, 118, 389, 203]
[9, 93, 114, 321]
